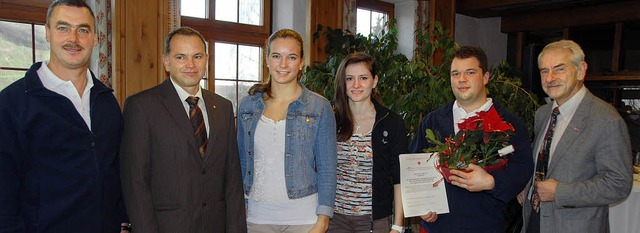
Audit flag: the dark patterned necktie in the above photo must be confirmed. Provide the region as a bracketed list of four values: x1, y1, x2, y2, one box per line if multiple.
[531, 107, 560, 212]
[186, 96, 207, 158]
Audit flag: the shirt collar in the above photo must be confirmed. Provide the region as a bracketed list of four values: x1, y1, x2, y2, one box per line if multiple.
[553, 85, 586, 117]
[38, 60, 93, 92]
[170, 77, 203, 102]
[453, 98, 493, 116]
[452, 98, 494, 133]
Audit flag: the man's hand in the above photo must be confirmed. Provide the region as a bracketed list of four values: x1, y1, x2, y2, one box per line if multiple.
[449, 164, 495, 192]
[535, 178, 557, 202]
[420, 211, 438, 223]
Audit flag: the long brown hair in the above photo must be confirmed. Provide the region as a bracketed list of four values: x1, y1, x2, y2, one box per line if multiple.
[248, 29, 304, 99]
[334, 52, 382, 142]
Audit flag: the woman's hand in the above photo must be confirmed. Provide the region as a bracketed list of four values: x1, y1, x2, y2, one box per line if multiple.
[308, 215, 330, 233]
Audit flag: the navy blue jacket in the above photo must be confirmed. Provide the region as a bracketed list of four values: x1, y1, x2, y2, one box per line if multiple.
[0, 62, 125, 232]
[409, 101, 533, 233]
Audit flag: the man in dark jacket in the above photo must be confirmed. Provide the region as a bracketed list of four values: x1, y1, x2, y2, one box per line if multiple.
[0, 0, 127, 232]
[410, 46, 533, 233]
[119, 27, 246, 233]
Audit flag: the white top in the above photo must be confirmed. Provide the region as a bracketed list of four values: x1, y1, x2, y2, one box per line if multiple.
[247, 115, 318, 225]
[170, 79, 210, 135]
[37, 61, 93, 130]
[452, 98, 493, 133]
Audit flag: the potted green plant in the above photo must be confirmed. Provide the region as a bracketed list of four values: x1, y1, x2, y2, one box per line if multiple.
[303, 22, 540, 140]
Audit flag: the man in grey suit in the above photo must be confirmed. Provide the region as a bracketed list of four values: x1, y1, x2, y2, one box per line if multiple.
[120, 27, 246, 233]
[521, 40, 633, 233]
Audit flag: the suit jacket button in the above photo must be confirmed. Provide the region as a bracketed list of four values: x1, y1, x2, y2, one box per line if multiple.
[202, 202, 207, 207]
[201, 170, 206, 175]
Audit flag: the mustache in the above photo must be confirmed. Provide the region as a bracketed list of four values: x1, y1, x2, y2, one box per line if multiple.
[62, 43, 84, 50]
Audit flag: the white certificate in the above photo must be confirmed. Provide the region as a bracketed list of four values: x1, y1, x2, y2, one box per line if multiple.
[399, 153, 449, 217]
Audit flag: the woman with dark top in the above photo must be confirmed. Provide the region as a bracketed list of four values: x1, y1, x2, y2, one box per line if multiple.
[328, 52, 408, 233]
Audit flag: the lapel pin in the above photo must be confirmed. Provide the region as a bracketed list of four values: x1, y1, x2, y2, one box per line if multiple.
[305, 117, 310, 122]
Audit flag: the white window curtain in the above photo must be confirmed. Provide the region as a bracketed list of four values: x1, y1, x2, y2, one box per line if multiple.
[86, 0, 112, 88]
[343, 0, 356, 33]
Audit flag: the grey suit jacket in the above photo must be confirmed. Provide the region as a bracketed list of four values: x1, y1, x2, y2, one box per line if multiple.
[120, 79, 246, 233]
[522, 89, 633, 233]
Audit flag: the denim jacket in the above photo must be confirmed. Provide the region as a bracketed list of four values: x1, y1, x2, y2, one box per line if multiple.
[237, 83, 337, 218]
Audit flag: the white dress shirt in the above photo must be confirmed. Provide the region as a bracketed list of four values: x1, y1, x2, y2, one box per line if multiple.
[452, 98, 494, 133]
[534, 86, 587, 161]
[170, 78, 210, 135]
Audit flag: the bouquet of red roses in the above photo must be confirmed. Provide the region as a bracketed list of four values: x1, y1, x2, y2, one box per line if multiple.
[424, 106, 516, 177]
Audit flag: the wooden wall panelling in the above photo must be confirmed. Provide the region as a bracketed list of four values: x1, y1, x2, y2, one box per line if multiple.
[562, 28, 570, 39]
[0, 0, 50, 23]
[114, 0, 170, 104]
[429, 0, 455, 38]
[307, 0, 343, 66]
[612, 22, 623, 73]
[516, 32, 523, 69]
[429, 0, 455, 66]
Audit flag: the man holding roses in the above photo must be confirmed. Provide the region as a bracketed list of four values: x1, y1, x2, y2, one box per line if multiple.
[410, 46, 534, 233]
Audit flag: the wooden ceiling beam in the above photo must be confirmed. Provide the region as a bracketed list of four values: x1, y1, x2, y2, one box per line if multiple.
[501, 1, 640, 33]
[457, 0, 542, 11]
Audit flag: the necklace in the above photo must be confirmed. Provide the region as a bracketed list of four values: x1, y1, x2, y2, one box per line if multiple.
[354, 108, 375, 133]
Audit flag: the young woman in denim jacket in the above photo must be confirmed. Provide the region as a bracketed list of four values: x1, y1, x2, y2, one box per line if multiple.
[328, 52, 408, 233]
[237, 28, 337, 233]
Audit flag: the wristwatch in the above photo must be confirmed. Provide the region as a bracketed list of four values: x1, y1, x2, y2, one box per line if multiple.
[391, 224, 404, 233]
[121, 223, 132, 231]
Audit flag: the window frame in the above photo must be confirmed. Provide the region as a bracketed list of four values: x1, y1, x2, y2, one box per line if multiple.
[0, 1, 50, 85]
[0, 0, 49, 25]
[0, 20, 50, 90]
[181, 0, 271, 113]
[357, 0, 395, 29]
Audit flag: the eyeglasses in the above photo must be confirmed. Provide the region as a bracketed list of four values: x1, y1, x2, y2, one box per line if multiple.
[540, 65, 569, 77]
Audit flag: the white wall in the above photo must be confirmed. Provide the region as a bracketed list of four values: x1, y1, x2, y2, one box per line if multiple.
[454, 14, 508, 68]
[272, 0, 308, 64]
[394, 1, 418, 59]
[272, 0, 306, 34]
[272, 0, 508, 67]
[273, 0, 417, 59]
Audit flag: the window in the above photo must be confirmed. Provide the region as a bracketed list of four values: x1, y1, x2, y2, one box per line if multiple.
[214, 0, 262, 25]
[356, 8, 388, 37]
[213, 42, 262, 114]
[181, 0, 270, 114]
[356, 0, 394, 37]
[181, 0, 207, 18]
[0, 21, 50, 90]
